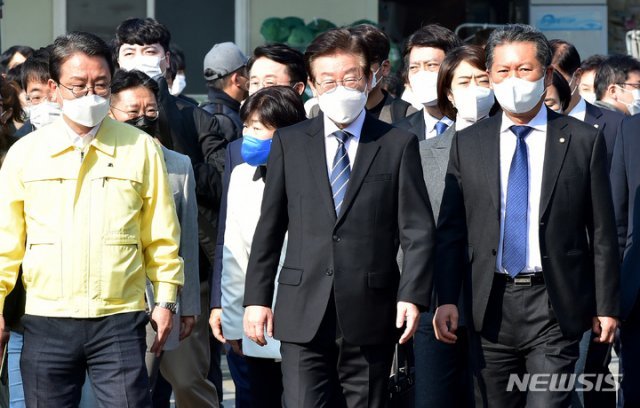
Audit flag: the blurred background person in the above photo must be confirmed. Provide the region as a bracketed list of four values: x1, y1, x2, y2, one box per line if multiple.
[0, 46, 33, 76]
[211, 86, 306, 408]
[543, 70, 571, 114]
[0, 76, 19, 167]
[576, 54, 605, 105]
[166, 44, 197, 106]
[593, 54, 640, 116]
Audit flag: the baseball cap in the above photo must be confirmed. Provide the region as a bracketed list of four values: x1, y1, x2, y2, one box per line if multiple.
[203, 42, 248, 80]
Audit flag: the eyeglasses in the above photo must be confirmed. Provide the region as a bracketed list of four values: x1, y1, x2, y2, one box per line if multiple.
[315, 75, 364, 93]
[617, 82, 640, 90]
[58, 82, 110, 98]
[110, 105, 159, 120]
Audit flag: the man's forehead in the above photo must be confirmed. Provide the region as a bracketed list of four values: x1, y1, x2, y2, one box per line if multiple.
[120, 43, 165, 52]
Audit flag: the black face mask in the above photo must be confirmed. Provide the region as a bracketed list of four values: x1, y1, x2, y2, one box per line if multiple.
[125, 115, 158, 136]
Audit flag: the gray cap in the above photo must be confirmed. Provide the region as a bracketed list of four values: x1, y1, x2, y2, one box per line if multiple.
[203, 42, 248, 80]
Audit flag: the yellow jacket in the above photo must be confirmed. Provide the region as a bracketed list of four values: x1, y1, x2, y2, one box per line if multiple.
[0, 117, 184, 318]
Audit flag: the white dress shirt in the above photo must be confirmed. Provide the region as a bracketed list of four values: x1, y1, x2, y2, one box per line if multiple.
[567, 97, 587, 122]
[496, 106, 547, 274]
[324, 110, 365, 178]
[62, 120, 101, 149]
[423, 110, 454, 140]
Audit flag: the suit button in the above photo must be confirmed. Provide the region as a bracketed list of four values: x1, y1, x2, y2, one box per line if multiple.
[540, 221, 545, 226]
[492, 249, 497, 256]
[332, 235, 341, 242]
[326, 268, 334, 276]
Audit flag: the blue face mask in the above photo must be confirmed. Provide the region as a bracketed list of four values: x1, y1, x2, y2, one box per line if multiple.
[241, 135, 272, 166]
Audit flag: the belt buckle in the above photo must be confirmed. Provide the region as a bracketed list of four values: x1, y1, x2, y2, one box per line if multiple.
[513, 275, 532, 287]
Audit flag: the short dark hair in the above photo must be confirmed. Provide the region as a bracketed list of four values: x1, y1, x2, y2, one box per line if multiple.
[550, 69, 571, 112]
[110, 69, 159, 99]
[166, 44, 185, 82]
[206, 65, 247, 90]
[349, 24, 390, 65]
[549, 39, 581, 77]
[485, 24, 551, 70]
[436, 45, 487, 120]
[20, 48, 51, 90]
[1, 78, 25, 125]
[239, 85, 306, 130]
[594, 54, 640, 100]
[0, 45, 34, 73]
[304, 28, 370, 84]
[114, 18, 171, 55]
[403, 24, 462, 70]
[5, 67, 23, 90]
[49, 31, 114, 84]
[579, 54, 606, 74]
[248, 43, 306, 85]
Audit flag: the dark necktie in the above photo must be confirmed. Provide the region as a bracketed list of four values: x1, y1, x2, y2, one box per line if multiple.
[502, 125, 533, 277]
[330, 130, 351, 216]
[435, 121, 449, 136]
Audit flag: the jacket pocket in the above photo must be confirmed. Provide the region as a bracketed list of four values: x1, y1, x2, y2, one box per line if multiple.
[364, 173, 392, 183]
[277, 267, 302, 286]
[21, 239, 62, 300]
[101, 234, 143, 300]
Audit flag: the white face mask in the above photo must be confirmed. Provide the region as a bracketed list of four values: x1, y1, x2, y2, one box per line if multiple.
[451, 86, 494, 123]
[616, 86, 640, 115]
[492, 75, 545, 114]
[370, 63, 385, 89]
[581, 91, 596, 105]
[30, 100, 62, 129]
[59, 92, 110, 128]
[409, 70, 439, 106]
[120, 55, 165, 79]
[317, 86, 367, 125]
[170, 73, 187, 96]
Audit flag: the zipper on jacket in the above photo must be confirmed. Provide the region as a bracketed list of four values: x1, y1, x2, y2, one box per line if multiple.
[102, 177, 108, 187]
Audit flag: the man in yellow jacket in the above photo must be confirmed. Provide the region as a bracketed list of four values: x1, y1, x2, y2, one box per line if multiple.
[0, 32, 184, 407]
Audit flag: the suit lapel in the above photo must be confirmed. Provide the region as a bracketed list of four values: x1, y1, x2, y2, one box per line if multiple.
[479, 116, 502, 213]
[539, 112, 571, 218]
[304, 115, 337, 221]
[336, 114, 381, 225]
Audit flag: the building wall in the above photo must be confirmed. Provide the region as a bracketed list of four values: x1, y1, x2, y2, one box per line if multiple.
[248, 0, 378, 51]
[1, 0, 54, 49]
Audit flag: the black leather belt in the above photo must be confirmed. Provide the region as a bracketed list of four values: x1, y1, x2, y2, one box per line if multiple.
[494, 272, 544, 287]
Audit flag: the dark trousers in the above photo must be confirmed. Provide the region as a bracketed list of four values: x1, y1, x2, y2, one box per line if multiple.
[414, 310, 472, 408]
[21, 312, 151, 408]
[279, 298, 395, 408]
[246, 356, 283, 408]
[621, 295, 640, 407]
[472, 277, 580, 408]
[582, 333, 615, 407]
[226, 346, 251, 408]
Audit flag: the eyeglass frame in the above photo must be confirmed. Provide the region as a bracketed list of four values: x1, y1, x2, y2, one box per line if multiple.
[110, 104, 160, 120]
[314, 75, 366, 93]
[616, 82, 640, 90]
[57, 82, 111, 98]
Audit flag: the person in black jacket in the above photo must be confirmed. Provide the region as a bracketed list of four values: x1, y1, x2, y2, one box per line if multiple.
[200, 42, 249, 144]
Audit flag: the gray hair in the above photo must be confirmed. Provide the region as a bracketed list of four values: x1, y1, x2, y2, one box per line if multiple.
[485, 24, 552, 71]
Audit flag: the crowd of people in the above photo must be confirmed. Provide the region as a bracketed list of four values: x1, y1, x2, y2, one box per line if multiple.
[0, 15, 638, 408]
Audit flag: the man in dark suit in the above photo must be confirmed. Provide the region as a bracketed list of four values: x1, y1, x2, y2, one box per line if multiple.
[243, 28, 435, 407]
[434, 25, 619, 407]
[609, 114, 640, 407]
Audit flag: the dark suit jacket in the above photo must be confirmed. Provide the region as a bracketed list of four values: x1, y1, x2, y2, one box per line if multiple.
[436, 108, 620, 338]
[584, 101, 624, 170]
[395, 110, 426, 141]
[610, 114, 640, 320]
[243, 113, 435, 345]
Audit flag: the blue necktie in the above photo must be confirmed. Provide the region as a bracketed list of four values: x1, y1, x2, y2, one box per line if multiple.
[502, 125, 533, 278]
[330, 130, 351, 216]
[435, 121, 449, 136]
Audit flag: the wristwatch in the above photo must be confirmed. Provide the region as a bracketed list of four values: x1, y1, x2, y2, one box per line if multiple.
[155, 302, 177, 314]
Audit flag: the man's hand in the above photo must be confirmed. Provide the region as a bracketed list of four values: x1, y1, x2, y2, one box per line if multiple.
[433, 304, 459, 344]
[228, 339, 244, 356]
[243, 305, 273, 346]
[150, 306, 173, 357]
[209, 308, 225, 343]
[396, 301, 420, 344]
[592, 316, 618, 344]
[179, 316, 196, 341]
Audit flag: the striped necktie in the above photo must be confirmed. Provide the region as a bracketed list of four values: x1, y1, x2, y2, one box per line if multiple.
[330, 130, 351, 216]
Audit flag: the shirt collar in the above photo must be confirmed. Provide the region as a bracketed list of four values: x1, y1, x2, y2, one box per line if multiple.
[63, 119, 102, 149]
[423, 110, 454, 133]
[500, 104, 547, 134]
[567, 97, 586, 119]
[323, 109, 365, 140]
